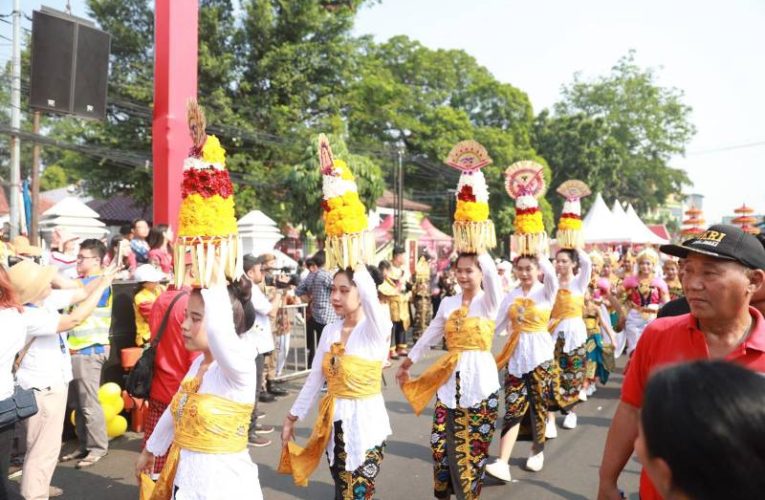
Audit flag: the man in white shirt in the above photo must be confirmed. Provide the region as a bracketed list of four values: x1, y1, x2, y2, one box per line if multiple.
[243, 254, 283, 447]
[8, 260, 115, 500]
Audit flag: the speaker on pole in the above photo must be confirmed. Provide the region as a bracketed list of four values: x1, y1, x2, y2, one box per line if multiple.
[29, 8, 110, 120]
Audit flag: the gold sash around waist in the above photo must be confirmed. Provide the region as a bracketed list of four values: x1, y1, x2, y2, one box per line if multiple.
[548, 289, 585, 333]
[495, 297, 552, 370]
[402, 307, 495, 415]
[278, 342, 382, 487]
[146, 377, 253, 500]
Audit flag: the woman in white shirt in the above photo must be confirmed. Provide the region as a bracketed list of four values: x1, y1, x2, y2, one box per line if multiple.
[486, 253, 559, 481]
[0, 265, 26, 499]
[279, 265, 391, 499]
[547, 248, 592, 433]
[135, 278, 262, 500]
[396, 253, 502, 499]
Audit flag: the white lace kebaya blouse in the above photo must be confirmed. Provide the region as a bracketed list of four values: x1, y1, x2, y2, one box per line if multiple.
[495, 257, 559, 378]
[145, 287, 263, 500]
[552, 249, 592, 353]
[407, 254, 503, 409]
[289, 266, 392, 473]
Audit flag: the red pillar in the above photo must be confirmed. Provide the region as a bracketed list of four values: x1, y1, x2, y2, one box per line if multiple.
[152, 0, 198, 226]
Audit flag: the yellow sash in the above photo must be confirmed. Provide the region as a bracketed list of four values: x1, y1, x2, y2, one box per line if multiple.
[278, 343, 382, 487]
[548, 289, 585, 333]
[145, 377, 253, 500]
[401, 307, 494, 415]
[495, 297, 552, 370]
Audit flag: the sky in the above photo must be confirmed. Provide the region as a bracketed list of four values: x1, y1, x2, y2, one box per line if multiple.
[3, 0, 764, 224]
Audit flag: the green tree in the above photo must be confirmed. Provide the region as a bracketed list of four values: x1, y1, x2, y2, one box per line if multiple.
[39, 165, 70, 191]
[539, 51, 695, 215]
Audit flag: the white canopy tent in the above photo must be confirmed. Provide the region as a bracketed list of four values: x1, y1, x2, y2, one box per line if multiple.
[582, 193, 633, 243]
[625, 204, 669, 244]
[38, 197, 109, 245]
[238, 210, 285, 257]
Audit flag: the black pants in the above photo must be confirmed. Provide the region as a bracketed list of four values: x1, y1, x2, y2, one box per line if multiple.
[249, 353, 265, 436]
[0, 423, 14, 500]
[392, 321, 407, 349]
[306, 317, 326, 367]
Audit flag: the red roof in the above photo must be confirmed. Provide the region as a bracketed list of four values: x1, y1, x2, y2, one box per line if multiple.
[376, 190, 431, 212]
[420, 217, 452, 242]
[647, 224, 670, 241]
[0, 189, 55, 216]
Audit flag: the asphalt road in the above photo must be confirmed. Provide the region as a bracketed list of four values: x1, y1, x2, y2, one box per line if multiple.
[10, 350, 640, 499]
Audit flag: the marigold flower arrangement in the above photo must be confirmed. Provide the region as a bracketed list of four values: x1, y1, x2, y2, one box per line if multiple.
[505, 160, 548, 256]
[318, 134, 373, 269]
[555, 180, 591, 249]
[445, 140, 496, 253]
[173, 99, 242, 288]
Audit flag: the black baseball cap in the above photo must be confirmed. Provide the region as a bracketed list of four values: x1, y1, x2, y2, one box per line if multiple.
[660, 224, 765, 270]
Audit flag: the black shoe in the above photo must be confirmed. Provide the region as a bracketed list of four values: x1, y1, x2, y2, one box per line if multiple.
[267, 381, 289, 397]
[258, 392, 276, 403]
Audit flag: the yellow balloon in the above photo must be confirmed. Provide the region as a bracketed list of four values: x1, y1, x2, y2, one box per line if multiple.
[98, 382, 122, 404]
[101, 397, 125, 422]
[106, 415, 128, 439]
[70, 410, 76, 426]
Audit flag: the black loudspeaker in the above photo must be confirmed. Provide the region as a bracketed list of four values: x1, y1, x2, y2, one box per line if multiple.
[30, 9, 110, 120]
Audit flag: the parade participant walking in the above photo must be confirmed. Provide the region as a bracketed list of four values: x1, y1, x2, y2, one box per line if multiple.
[10, 260, 116, 499]
[387, 247, 411, 358]
[296, 250, 338, 366]
[662, 258, 683, 300]
[487, 160, 556, 481]
[397, 141, 501, 499]
[280, 135, 390, 499]
[411, 254, 433, 342]
[620, 248, 668, 355]
[61, 238, 113, 469]
[582, 284, 620, 396]
[547, 247, 592, 432]
[598, 225, 765, 500]
[136, 101, 262, 499]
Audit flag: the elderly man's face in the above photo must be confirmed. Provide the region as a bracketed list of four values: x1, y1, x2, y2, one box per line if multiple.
[682, 253, 758, 321]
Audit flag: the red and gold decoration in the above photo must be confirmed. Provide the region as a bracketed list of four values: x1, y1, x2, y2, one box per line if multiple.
[680, 205, 705, 238]
[173, 99, 242, 288]
[731, 203, 761, 235]
[555, 180, 591, 249]
[318, 134, 373, 269]
[505, 160, 547, 256]
[445, 140, 496, 253]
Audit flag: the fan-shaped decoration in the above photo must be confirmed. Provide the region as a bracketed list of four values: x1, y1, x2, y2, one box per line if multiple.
[504, 161, 546, 199]
[556, 180, 591, 201]
[445, 140, 492, 172]
[555, 179, 590, 249]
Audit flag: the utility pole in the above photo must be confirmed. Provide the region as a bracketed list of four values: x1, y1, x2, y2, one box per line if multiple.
[9, 0, 21, 238]
[395, 145, 404, 247]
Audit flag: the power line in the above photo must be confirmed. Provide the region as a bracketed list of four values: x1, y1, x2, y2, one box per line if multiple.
[687, 140, 765, 156]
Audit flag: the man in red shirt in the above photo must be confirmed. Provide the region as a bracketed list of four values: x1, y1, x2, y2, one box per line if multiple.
[141, 285, 200, 477]
[598, 224, 765, 500]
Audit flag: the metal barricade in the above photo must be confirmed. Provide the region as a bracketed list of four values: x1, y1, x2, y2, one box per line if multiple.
[273, 303, 313, 381]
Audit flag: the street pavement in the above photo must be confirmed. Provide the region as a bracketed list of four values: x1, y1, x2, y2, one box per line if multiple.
[10, 348, 640, 499]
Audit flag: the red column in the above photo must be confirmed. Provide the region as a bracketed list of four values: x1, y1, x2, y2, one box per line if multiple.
[152, 0, 198, 226]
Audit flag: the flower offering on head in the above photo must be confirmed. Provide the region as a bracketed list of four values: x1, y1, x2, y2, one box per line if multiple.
[555, 180, 591, 249]
[174, 99, 242, 288]
[445, 140, 496, 253]
[317, 134, 373, 269]
[505, 160, 548, 256]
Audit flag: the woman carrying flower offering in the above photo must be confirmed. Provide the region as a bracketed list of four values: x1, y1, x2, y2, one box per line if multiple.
[279, 135, 390, 500]
[397, 141, 502, 500]
[546, 181, 592, 434]
[486, 161, 559, 482]
[135, 100, 262, 500]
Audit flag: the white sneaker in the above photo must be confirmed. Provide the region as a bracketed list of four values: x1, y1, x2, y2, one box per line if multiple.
[588, 385, 597, 396]
[545, 414, 558, 439]
[562, 412, 578, 429]
[526, 451, 544, 472]
[578, 389, 588, 401]
[485, 459, 512, 482]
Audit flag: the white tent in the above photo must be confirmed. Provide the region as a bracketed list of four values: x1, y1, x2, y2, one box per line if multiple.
[238, 210, 285, 256]
[625, 204, 669, 244]
[582, 193, 633, 243]
[611, 200, 629, 228]
[38, 197, 109, 244]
